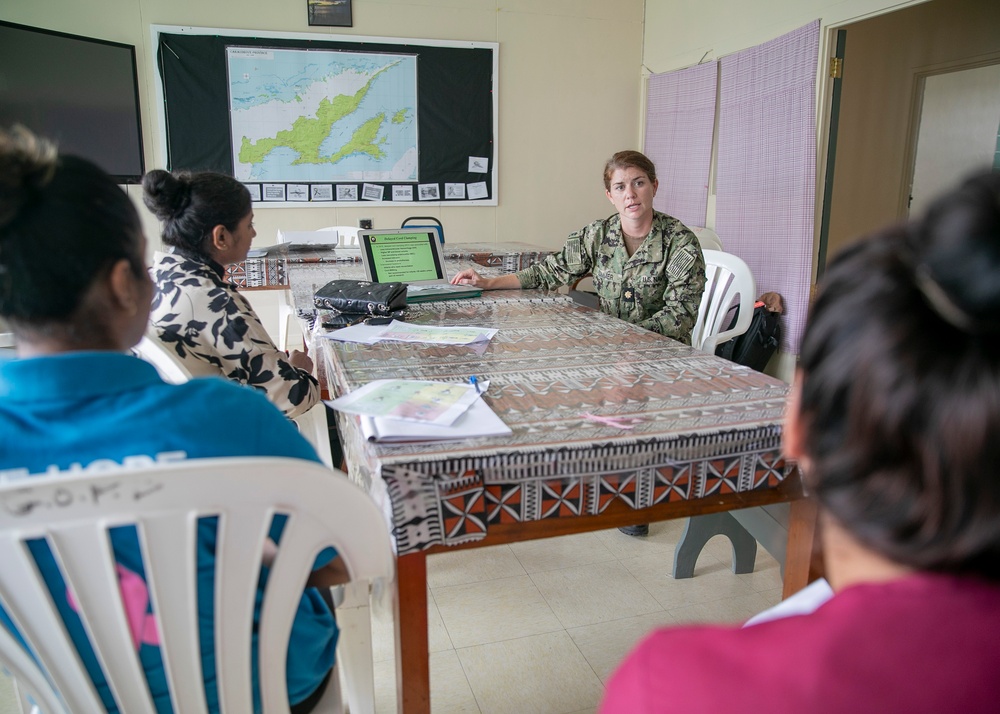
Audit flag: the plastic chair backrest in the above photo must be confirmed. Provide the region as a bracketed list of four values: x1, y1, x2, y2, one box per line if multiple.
[689, 226, 724, 251]
[0, 457, 395, 714]
[276, 228, 359, 248]
[400, 216, 444, 244]
[133, 332, 334, 468]
[690, 249, 756, 354]
[134, 332, 192, 385]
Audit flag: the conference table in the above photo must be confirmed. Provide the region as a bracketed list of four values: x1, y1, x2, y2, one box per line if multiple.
[285, 248, 813, 714]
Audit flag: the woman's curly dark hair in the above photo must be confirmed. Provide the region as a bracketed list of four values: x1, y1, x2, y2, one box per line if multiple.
[798, 170, 1000, 580]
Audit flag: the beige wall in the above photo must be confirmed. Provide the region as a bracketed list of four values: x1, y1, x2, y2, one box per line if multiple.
[642, 0, 930, 73]
[2, 0, 643, 255]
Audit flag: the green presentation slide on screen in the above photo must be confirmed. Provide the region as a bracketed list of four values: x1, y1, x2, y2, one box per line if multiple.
[370, 232, 440, 282]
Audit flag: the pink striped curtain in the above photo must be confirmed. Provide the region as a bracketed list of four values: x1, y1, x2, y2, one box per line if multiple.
[715, 21, 819, 354]
[644, 62, 718, 229]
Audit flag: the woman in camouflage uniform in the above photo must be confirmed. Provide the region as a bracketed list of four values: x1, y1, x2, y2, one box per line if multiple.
[453, 151, 707, 536]
[451, 150, 706, 344]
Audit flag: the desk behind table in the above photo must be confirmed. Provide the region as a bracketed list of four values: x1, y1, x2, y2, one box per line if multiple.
[225, 241, 553, 290]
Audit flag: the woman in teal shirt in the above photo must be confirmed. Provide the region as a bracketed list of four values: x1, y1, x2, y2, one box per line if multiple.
[0, 126, 340, 713]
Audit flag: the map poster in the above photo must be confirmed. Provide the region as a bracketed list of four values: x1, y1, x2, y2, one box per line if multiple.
[227, 46, 418, 184]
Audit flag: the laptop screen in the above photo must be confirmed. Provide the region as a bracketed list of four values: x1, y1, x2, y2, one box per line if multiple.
[361, 230, 447, 284]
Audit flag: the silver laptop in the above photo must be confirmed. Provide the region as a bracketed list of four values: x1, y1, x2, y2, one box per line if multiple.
[358, 228, 482, 303]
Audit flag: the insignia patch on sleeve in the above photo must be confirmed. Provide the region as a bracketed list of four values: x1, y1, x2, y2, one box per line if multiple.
[667, 249, 697, 280]
[565, 235, 583, 269]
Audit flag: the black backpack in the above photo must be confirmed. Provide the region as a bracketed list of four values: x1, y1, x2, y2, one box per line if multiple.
[715, 303, 781, 373]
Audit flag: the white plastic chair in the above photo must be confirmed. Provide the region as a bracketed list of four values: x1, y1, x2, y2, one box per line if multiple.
[133, 331, 335, 468]
[689, 226, 724, 251]
[276, 227, 360, 248]
[0, 457, 395, 714]
[318, 226, 360, 248]
[678, 250, 770, 579]
[134, 332, 191, 385]
[274, 230, 358, 343]
[690, 249, 756, 354]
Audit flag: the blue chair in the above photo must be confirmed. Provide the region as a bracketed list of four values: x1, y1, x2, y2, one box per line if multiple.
[401, 216, 444, 244]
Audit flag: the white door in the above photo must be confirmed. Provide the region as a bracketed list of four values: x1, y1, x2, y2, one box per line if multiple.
[909, 62, 1000, 217]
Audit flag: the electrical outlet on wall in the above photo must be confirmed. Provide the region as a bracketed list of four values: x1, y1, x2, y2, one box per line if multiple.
[359, 218, 373, 230]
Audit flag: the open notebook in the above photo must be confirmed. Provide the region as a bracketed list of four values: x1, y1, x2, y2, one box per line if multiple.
[358, 228, 482, 303]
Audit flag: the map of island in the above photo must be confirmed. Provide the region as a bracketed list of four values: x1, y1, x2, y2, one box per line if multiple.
[228, 47, 418, 184]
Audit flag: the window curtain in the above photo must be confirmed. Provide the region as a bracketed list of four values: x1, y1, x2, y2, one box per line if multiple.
[715, 21, 820, 354]
[643, 61, 718, 229]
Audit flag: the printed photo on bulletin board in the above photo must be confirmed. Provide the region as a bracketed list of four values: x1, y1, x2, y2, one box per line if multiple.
[308, 0, 352, 28]
[151, 25, 498, 207]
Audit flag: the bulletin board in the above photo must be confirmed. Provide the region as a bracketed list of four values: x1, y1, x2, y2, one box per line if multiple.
[151, 25, 498, 206]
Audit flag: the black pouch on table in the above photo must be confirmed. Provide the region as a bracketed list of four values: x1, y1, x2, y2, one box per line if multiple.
[313, 279, 407, 315]
[319, 310, 405, 329]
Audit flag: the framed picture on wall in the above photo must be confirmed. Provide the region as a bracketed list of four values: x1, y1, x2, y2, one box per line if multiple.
[308, 0, 353, 27]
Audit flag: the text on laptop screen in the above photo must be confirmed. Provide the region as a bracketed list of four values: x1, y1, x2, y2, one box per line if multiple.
[365, 231, 444, 283]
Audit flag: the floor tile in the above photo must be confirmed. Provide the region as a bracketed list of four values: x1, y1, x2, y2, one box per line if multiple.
[0, 674, 17, 714]
[433, 575, 563, 649]
[567, 610, 677, 684]
[373, 658, 397, 713]
[374, 649, 481, 714]
[622, 550, 758, 611]
[371, 589, 451, 663]
[697, 538, 784, 593]
[592, 520, 687, 560]
[428, 590, 455, 653]
[457, 631, 604, 714]
[667, 590, 781, 626]
[368, 516, 788, 714]
[530, 560, 662, 629]
[427, 544, 526, 588]
[509, 531, 616, 573]
[430, 650, 482, 713]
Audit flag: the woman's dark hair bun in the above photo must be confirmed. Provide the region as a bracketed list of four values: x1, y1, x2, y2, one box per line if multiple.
[908, 171, 1000, 335]
[0, 126, 59, 231]
[141, 169, 193, 222]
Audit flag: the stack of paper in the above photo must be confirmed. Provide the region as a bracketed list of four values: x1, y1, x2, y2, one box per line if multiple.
[327, 378, 511, 444]
[361, 398, 511, 443]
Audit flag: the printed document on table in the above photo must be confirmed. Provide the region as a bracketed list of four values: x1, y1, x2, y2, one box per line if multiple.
[320, 320, 497, 346]
[328, 379, 480, 426]
[360, 391, 511, 443]
[377, 321, 497, 345]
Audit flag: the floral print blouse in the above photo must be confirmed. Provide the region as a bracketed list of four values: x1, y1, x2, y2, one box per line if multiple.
[150, 250, 320, 419]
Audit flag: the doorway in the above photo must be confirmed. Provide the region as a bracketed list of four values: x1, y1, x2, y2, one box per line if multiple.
[819, 0, 1000, 265]
[908, 62, 1000, 217]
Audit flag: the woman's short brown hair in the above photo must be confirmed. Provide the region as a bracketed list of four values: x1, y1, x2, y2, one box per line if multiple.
[603, 151, 657, 191]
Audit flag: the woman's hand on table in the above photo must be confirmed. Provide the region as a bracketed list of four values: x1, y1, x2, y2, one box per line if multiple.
[451, 269, 520, 290]
[451, 268, 489, 287]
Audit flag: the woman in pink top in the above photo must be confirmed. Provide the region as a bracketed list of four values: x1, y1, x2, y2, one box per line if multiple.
[600, 171, 1000, 714]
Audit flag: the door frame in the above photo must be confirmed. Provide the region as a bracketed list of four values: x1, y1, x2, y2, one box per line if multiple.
[899, 51, 1000, 216]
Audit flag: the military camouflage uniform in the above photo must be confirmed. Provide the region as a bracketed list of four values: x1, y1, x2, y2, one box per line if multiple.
[516, 211, 707, 344]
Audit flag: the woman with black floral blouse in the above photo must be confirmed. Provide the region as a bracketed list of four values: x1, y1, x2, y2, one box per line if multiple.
[143, 170, 320, 419]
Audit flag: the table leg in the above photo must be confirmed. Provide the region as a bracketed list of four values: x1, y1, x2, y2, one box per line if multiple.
[782, 496, 820, 599]
[396, 552, 430, 714]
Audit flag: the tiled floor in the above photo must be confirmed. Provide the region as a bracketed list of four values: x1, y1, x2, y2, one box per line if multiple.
[371, 519, 783, 714]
